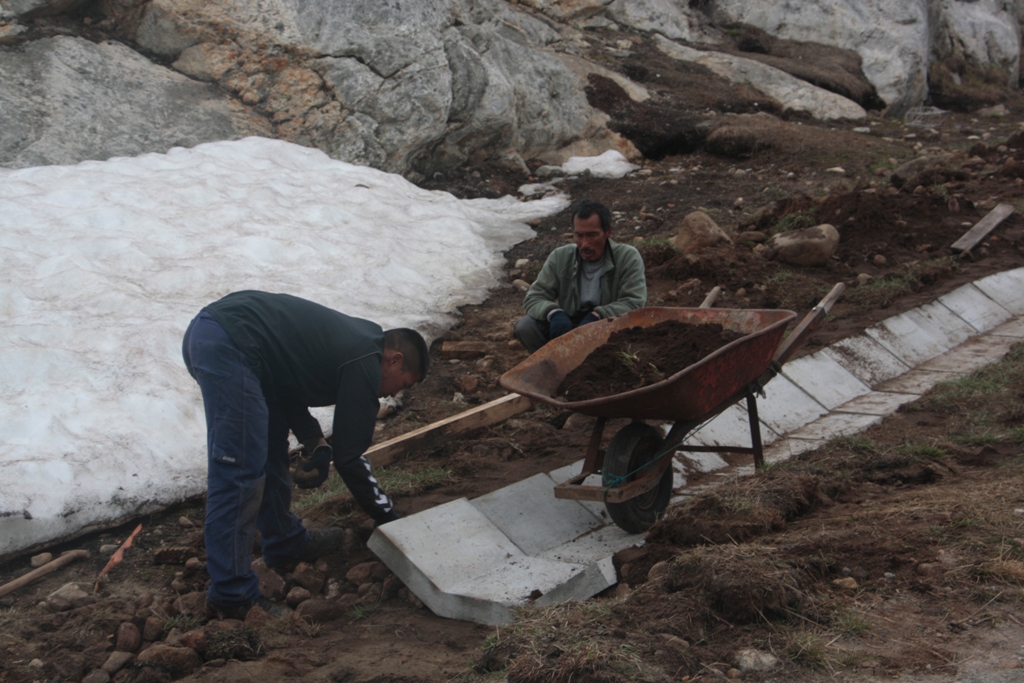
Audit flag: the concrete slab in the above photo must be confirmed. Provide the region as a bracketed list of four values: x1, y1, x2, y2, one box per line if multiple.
[906, 301, 978, 349]
[780, 351, 871, 410]
[757, 374, 828, 435]
[823, 335, 912, 386]
[864, 312, 955, 366]
[917, 334, 1019, 374]
[938, 283, 1012, 332]
[833, 391, 923, 416]
[973, 268, 1024, 315]
[875, 368, 960, 394]
[784, 412, 883, 441]
[368, 498, 610, 625]
[684, 403, 777, 448]
[990, 316, 1024, 338]
[764, 437, 827, 464]
[538, 525, 643, 585]
[470, 473, 604, 556]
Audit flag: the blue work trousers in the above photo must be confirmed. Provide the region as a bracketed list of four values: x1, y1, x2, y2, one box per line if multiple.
[182, 312, 309, 607]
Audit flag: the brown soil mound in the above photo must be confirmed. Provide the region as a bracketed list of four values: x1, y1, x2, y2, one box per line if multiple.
[560, 321, 744, 400]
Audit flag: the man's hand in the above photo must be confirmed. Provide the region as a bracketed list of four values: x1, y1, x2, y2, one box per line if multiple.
[548, 310, 573, 338]
[294, 444, 332, 489]
[578, 311, 601, 326]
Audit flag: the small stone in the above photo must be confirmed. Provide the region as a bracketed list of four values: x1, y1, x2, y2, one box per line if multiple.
[514, 258, 529, 269]
[832, 577, 858, 590]
[178, 516, 196, 527]
[872, 254, 887, 266]
[101, 651, 134, 675]
[286, 586, 312, 607]
[99, 544, 120, 556]
[856, 273, 874, 286]
[511, 279, 530, 293]
[30, 552, 53, 568]
[825, 166, 845, 174]
[735, 647, 780, 672]
[115, 621, 143, 653]
[884, 572, 896, 580]
[852, 127, 871, 134]
[81, 671, 110, 683]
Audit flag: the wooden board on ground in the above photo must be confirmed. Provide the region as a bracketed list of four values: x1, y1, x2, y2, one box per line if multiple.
[440, 341, 491, 359]
[366, 393, 534, 467]
[951, 203, 1015, 253]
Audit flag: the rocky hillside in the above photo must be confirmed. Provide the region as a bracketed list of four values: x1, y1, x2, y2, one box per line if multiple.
[2, 0, 1022, 178]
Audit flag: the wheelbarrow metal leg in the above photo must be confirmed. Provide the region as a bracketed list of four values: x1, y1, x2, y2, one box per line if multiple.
[746, 392, 765, 471]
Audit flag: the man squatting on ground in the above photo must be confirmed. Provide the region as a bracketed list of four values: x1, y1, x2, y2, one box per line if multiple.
[514, 199, 647, 353]
[182, 290, 429, 619]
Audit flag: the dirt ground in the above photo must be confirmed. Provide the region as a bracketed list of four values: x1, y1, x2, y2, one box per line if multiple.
[2, 23, 1024, 683]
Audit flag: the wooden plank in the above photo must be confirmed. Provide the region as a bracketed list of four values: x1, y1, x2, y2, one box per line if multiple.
[366, 393, 534, 467]
[951, 203, 1015, 253]
[440, 341, 491, 359]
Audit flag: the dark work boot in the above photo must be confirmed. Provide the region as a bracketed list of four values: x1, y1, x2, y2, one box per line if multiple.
[205, 595, 290, 620]
[268, 528, 346, 572]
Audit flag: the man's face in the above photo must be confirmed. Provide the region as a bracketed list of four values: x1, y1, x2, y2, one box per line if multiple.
[573, 213, 611, 263]
[378, 350, 421, 398]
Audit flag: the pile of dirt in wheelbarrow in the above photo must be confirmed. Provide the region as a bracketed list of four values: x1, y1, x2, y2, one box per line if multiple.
[559, 321, 744, 400]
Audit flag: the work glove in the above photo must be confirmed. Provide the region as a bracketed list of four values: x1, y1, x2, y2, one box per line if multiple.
[548, 310, 573, 339]
[294, 444, 332, 489]
[578, 311, 601, 326]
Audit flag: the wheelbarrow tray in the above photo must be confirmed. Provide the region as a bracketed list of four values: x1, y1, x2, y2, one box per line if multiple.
[499, 307, 797, 422]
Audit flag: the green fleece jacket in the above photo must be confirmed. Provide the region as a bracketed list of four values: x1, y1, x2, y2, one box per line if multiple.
[523, 239, 647, 321]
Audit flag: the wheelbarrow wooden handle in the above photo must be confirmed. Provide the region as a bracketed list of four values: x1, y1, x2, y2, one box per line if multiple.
[772, 282, 846, 367]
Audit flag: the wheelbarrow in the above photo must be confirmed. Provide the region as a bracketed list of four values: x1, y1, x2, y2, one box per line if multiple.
[498, 284, 845, 533]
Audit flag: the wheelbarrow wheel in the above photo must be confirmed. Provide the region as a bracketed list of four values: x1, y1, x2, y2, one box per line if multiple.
[603, 422, 672, 533]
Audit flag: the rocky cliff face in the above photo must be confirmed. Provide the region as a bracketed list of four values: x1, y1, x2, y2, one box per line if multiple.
[1, 0, 1020, 175]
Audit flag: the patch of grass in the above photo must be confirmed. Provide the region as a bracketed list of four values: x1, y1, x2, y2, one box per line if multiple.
[896, 441, 948, 460]
[825, 434, 879, 456]
[293, 464, 452, 513]
[350, 603, 379, 620]
[833, 609, 872, 637]
[784, 632, 831, 669]
[773, 211, 816, 235]
[847, 257, 961, 308]
[164, 612, 205, 633]
[374, 465, 453, 496]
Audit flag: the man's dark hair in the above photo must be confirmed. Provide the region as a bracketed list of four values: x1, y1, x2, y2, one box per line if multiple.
[383, 328, 430, 378]
[572, 199, 612, 231]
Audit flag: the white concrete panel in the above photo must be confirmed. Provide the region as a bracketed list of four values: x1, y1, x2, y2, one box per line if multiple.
[781, 351, 872, 409]
[917, 334, 1019, 374]
[823, 335, 912, 386]
[757, 374, 828, 434]
[833, 391, 922, 416]
[785, 412, 883, 441]
[875, 368, 960, 394]
[973, 268, 1024, 315]
[938, 283, 1012, 332]
[539, 525, 643, 584]
[677, 451, 730, 473]
[864, 313, 954, 366]
[368, 498, 598, 625]
[907, 300, 978, 348]
[988, 316, 1024, 338]
[471, 473, 604, 556]
[763, 438, 826, 465]
[684, 403, 765, 446]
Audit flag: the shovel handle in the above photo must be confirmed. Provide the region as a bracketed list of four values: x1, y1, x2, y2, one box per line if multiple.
[772, 282, 846, 367]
